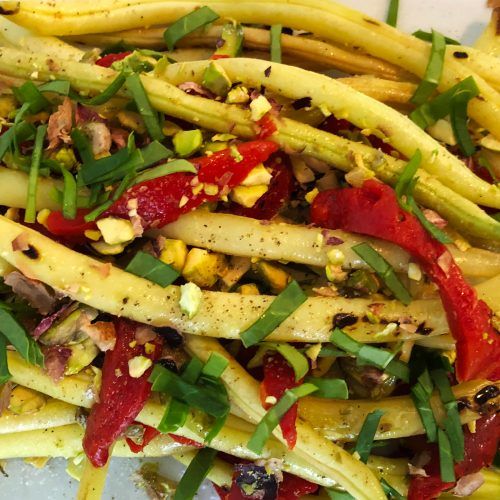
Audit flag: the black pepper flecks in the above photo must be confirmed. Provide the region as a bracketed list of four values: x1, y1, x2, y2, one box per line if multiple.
[333, 312, 358, 329]
[453, 51, 469, 59]
[22, 245, 39, 260]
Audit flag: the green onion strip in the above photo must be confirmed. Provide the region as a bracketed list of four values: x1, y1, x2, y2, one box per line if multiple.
[353, 409, 384, 463]
[270, 24, 283, 63]
[125, 251, 180, 287]
[24, 124, 47, 223]
[386, 0, 399, 27]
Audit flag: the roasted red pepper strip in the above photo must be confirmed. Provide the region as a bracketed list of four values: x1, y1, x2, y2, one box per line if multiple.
[168, 434, 204, 448]
[95, 51, 132, 68]
[311, 180, 500, 382]
[260, 353, 300, 449]
[83, 319, 162, 467]
[257, 114, 278, 140]
[105, 140, 279, 229]
[408, 413, 500, 500]
[45, 209, 96, 237]
[230, 155, 294, 220]
[125, 423, 161, 454]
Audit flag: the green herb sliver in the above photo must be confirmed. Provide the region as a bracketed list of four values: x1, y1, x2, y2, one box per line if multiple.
[410, 30, 446, 106]
[438, 428, 456, 483]
[125, 73, 164, 142]
[304, 376, 348, 399]
[173, 447, 218, 500]
[201, 352, 229, 379]
[70, 72, 126, 107]
[61, 168, 77, 220]
[432, 369, 464, 461]
[265, 342, 309, 381]
[13, 81, 49, 116]
[413, 30, 460, 45]
[386, 0, 399, 27]
[240, 281, 307, 348]
[134, 159, 196, 185]
[126, 251, 179, 287]
[24, 124, 47, 223]
[353, 409, 384, 463]
[0, 332, 12, 384]
[247, 383, 318, 454]
[270, 24, 282, 63]
[411, 368, 438, 442]
[351, 243, 412, 305]
[0, 121, 35, 162]
[380, 478, 405, 499]
[450, 89, 476, 157]
[164, 6, 220, 52]
[37, 80, 71, 95]
[0, 309, 44, 367]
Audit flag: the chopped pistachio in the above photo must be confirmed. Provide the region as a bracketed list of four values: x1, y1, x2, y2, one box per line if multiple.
[128, 356, 153, 378]
[250, 95, 272, 121]
[179, 282, 203, 319]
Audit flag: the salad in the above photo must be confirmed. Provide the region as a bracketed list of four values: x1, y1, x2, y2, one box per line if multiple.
[0, 0, 499, 499]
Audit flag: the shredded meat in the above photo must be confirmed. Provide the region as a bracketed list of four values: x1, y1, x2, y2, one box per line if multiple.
[43, 346, 72, 381]
[47, 97, 73, 149]
[4, 271, 57, 315]
[80, 321, 116, 352]
[81, 122, 112, 157]
[178, 81, 215, 99]
[110, 127, 129, 149]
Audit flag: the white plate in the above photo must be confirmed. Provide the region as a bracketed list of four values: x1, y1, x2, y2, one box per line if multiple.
[0, 1, 491, 499]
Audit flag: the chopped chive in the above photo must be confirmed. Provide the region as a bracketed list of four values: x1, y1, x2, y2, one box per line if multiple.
[410, 30, 446, 106]
[24, 124, 47, 223]
[410, 76, 479, 129]
[173, 447, 217, 500]
[408, 197, 453, 244]
[83, 200, 113, 223]
[111, 171, 137, 202]
[0, 121, 35, 161]
[79, 143, 131, 185]
[125, 251, 180, 287]
[125, 73, 164, 142]
[201, 353, 229, 379]
[164, 6, 220, 52]
[150, 364, 229, 418]
[0, 332, 12, 384]
[304, 376, 348, 399]
[386, 0, 399, 27]
[265, 342, 309, 381]
[139, 140, 173, 169]
[438, 428, 456, 483]
[380, 478, 405, 499]
[71, 129, 94, 164]
[353, 409, 384, 463]
[270, 24, 282, 63]
[351, 243, 412, 305]
[384, 358, 410, 382]
[411, 369, 438, 442]
[13, 81, 49, 115]
[240, 281, 307, 348]
[133, 159, 196, 185]
[431, 369, 464, 461]
[450, 89, 476, 157]
[395, 149, 422, 208]
[413, 30, 460, 46]
[318, 345, 348, 358]
[70, 72, 126, 106]
[159, 357, 203, 433]
[247, 383, 317, 454]
[326, 490, 354, 499]
[60, 168, 77, 220]
[0, 309, 44, 367]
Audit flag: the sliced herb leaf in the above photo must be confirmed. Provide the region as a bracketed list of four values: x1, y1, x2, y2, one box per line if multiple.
[380, 478, 405, 499]
[353, 409, 384, 463]
[37, 80, 71, 95]
[0, 332, 12, 384]
[13, 81, 49, 115]
[164, 6, 220, 51]
[411, 30, 446, 106]
[247, 383, 317, 454]
[410, 76, 479, 129]
[413, 30, 460, 46]
[386, 0, 399, 27]
[240, 281, 307, 348]
[351, 243, 412, 305]
[134, 159, 196, 185]
[304, 376, 348, 399]
[83, 200, 113, 223]
[201, 352, 229, 379]
[24, 124, 47, 223]
[263, 342, 309, 381]
[384, 358, 410, 382]
[0, 121, 35, 162]
[0, 309, 44, 367]
[395, 149, 422, 208]
[431, 369, 464, 461]
[125, 251, 180, 287]
[70, 72, 126, 106]
[408, 197, 453, 244]
[125, 73, 164, 142]
[438, 428, 456, 483]
[61, 168, 77, 220]
[270, 24, 282, 63]
[326, 490, 354, 499]
[173, 447, 217, 500]
[71, 129, 94, 164]
[411, 368, 438, 442]
[450, 89, 476, 156]
[139, 140, 173, 169]
[150, 364, 229, 418]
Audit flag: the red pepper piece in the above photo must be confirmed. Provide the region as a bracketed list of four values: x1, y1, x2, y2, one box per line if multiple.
[260, 353, 300, 449]
[168, 434, 204, 448]
[125, 423, 161, 454]
[45, 209, 95, 237]
[310, 180, 500, 382]
[105, 140, 279, 229]
[95, 51, 132, 68]
[408, 413, 500, 500]
[82, 319, 162, 467]
[210, 54, 231, 60]
[257, 114, 278, 140]
[230, 155, 294, 220]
